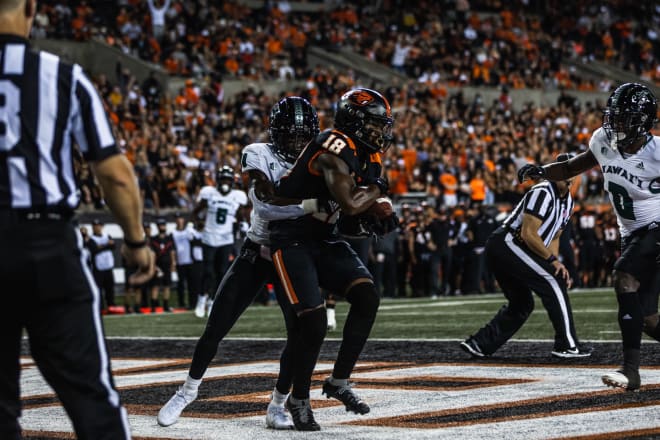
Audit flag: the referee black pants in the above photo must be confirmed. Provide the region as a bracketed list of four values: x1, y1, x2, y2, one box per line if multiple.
[470, 230, 580, 354]
[0, 214, 130, 439]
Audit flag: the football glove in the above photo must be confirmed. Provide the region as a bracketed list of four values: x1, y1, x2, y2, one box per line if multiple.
[365, 176, 389, 195]
[517, 164, 545, 183]
[371, 213, 400, 236]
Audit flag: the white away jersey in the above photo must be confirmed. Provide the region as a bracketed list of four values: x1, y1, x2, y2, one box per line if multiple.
[241, 143, 292, 245]
[197, 186, 247, 247]
[589, 127, 660, 237]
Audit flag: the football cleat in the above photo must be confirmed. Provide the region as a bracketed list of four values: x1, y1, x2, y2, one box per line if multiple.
[602, 369, 641, 391]
[194, 295, 207, 318]
[551, 346, 592, 359]
[266, 402, 294, 430]
[286, 396, 320, 431]
[460, 338, 486, 358]
[157, 387, 197, 427]
[322, 378, 370, 414]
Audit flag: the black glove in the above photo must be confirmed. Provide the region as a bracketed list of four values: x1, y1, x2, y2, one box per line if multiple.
[365, 176, 389, 195]
[517, 163, 545, 183]
[372, 213, 400, 236]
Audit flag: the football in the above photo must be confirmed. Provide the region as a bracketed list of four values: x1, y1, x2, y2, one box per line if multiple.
[366, 197, 394, 219]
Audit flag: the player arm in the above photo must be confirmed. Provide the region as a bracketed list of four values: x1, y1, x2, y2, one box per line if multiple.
[542, 150, 598, 181]
[315, 153, 381, 216]
[248, 169, 318, 220]
[91, 155, 144, 243]
[520, 213, 554, 260]
[192, 198, 208, 222]
[548, 229, 562, 257]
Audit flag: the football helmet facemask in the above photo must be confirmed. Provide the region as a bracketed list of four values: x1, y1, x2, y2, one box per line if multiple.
[216, 165, 235, 194]
[269, 96, 319, 163]
[334, 88, 394, 153]
[603, 83, 657, 154]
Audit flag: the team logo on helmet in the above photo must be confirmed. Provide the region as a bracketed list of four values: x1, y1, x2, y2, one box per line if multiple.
[347, 90, 375, 106]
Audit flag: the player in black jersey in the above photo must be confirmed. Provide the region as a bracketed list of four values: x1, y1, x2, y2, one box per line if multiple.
[270, 88, 397, 430]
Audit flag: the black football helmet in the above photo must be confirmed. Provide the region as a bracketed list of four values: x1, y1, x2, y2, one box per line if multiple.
[334, 88, 394, 153]
[216, 165, 235, 194]
[269, 96, 319, 163]
[603, 83, 657, 153]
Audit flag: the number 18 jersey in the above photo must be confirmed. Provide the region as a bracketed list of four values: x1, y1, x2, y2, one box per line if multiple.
[589, 127, 660, 237]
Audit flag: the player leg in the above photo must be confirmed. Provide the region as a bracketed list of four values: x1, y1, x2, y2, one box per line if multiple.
[0, 285, 23, 439]
[462, 232, 535, 356]
[26, 225, 130, 439]
[158, 242, 270, 426]
[197, 244, 218, 317]
[603, 230, 658, 390]
[318, 240, 377, 415]
[208, 244, 234, 312]
[272, 244, 326, 431]
[266, 265, 298, 430]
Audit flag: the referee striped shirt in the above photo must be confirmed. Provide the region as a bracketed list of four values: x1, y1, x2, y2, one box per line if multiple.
[503, 180, 574, 247]
[0, 34, 118, 210]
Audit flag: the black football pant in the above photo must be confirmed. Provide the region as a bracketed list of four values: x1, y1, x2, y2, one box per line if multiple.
[202, 244, 233, 298]
[0, 213, 130, 439]
[176, 264, 193, 308]
[470, 229, 580, 354]
[93, 269, 115, 308]
[189, 240, 297, 394]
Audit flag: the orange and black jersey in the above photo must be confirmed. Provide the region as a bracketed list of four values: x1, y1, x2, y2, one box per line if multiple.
[270, 129, 381, 244]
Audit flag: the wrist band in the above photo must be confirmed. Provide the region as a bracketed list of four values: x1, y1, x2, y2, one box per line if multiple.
[124, 237, 148, 249]
[546, 254, 557, 264]
[301, 198, 318, 214]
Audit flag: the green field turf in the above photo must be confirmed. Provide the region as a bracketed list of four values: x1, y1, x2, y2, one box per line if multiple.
[102, 288, 635, 341]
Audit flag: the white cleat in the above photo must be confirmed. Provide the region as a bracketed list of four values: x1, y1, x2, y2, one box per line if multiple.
[194, 295, 207, 318]
[602, 369, 640, 391]
[266, 402, 294, 430]
[157, 387, 197, 427]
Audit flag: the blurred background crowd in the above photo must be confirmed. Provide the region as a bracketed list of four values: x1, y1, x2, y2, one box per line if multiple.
[36, 0, 660, 305]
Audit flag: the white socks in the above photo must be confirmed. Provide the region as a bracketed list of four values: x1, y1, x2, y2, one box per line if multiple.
[271, 388, 288, 406]
[183, 375, 202, 396]
[328, 375, 349, 387]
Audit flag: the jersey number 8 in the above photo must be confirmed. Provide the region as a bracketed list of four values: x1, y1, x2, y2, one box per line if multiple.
[0, 80, 21, 151]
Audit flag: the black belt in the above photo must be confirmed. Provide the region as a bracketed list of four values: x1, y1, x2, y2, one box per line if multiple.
[0, 208, 74, 223]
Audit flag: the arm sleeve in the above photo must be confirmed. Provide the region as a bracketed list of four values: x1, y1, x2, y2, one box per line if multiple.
[241, 145, 266, 173]
[249, 188, 305, 220]
[71, 65, 119, 162]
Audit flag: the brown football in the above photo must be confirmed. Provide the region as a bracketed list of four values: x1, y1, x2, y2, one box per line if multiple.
[366, 197, 394, 219]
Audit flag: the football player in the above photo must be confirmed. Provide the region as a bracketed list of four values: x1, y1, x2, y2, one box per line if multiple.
[269, 88, 398, 430]
[518, 83, 660, 391]
[158, 97, 322, 429]
[193, 165, 248, 317]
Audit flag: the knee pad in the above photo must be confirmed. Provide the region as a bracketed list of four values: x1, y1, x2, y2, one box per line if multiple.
[613, 271, 640, 294]
[346, 282, 380, 318]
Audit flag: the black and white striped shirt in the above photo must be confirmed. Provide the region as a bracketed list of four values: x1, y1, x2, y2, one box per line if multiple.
[0, 34, 118, 210]
[503, 181, 574, 247]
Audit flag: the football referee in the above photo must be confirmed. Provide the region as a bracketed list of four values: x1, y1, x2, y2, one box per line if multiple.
[461, 153, 591, 359]
[0, 1, 154, 439]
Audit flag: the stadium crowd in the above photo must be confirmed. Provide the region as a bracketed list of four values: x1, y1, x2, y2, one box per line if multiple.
[46, 0, 657, 306]
[30, 0, 660, 88]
